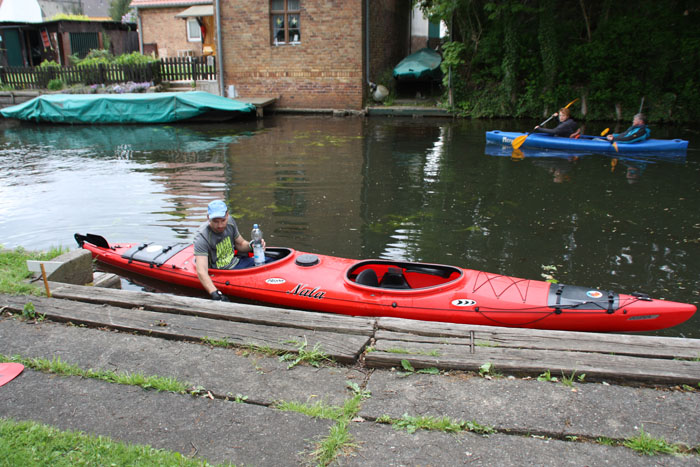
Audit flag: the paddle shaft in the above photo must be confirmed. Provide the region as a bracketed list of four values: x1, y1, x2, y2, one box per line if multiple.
[514, 98, 580, 150]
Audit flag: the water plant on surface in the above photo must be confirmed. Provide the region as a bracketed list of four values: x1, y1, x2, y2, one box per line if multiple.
[623, 426, 684, 456]
[0, 418, 229, 466]
[279, 338, 332, 369]
[540, 264, 559, 283]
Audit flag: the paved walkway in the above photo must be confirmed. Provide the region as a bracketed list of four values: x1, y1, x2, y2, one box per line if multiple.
[0, 316, 698, 466]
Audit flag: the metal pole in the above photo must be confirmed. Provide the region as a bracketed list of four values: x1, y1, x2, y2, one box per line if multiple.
[215, 0, 224, 96]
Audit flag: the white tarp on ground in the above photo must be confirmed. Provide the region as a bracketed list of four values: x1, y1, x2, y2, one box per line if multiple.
[0, 0, 42, 22]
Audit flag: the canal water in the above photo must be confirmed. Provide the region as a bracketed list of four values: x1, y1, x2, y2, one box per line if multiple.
[1, 116, 698, 338]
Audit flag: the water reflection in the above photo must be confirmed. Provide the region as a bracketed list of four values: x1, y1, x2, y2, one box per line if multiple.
[1, 116, 698, 337]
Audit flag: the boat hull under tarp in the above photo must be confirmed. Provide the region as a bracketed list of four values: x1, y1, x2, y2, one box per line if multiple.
[0, 91, 255, 124]
[393, 48, 442, 81]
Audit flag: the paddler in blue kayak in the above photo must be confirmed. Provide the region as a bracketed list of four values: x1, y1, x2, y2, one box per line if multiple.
[607, 113, 650, 143]
[534, 107, 578, 137]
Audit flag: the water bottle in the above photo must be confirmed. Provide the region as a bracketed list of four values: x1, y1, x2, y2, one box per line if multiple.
[251, 224, 265, 266]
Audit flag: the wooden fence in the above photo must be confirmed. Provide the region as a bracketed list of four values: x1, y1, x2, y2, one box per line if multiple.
[0, 56, 217, 90]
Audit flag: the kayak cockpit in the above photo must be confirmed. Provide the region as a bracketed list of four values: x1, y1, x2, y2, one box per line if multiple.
[347, 260, 462, 290]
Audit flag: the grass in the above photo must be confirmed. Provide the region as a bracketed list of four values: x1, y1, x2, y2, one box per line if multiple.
[0, 246, 66, 295]
[279, 338, 333, 369]
[0, 354, 190, 394]
[398, 359, 440, 376]
[276, 381, 369, 465]
[378, 413, 495, 436]
[386, 347, 441, 357]
[623, 426, 684, 456]
[0, 418, 230, 466]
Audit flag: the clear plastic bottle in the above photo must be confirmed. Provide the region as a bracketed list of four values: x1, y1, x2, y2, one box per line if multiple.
[251, 224, 265, 266]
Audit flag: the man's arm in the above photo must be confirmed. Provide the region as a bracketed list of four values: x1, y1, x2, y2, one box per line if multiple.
[195, 254, 217, 294]
[234, 234, 264, 252]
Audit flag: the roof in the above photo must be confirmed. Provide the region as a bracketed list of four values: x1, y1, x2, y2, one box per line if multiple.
[130, 0, 211, 7]
[174, 5, 213, 17]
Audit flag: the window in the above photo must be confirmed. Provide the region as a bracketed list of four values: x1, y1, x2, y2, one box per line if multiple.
[271, 0, 300, 45]
[187, 18, 202, 42]
[69, 32, 100, 58]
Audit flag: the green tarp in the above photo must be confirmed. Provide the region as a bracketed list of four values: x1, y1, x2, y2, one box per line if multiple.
[392, 48, 442, 81]
[0, 91, 255, 124]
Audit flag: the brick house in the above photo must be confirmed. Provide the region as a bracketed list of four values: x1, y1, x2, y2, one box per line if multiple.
[131, 0, 411, 110]
[131, 0, 216, 58]
[217, 0, 410, 110]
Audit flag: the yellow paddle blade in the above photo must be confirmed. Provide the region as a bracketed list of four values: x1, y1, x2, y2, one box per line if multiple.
[511, 148, 525, 160]
[512, 134, 528, 149]
[612, 142, 619, 152]
[600, 128, 610, 136]
[564, 98, 579, 109]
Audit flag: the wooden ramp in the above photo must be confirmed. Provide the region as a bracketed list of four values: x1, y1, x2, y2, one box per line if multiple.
[2, 283, 699, 385]
[368, 318, 700, 385]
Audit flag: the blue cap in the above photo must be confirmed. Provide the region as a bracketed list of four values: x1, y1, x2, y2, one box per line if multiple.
[207, 200, 228, 219]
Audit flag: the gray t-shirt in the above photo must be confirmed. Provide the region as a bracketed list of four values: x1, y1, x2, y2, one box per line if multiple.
[193, 216, 241, 269]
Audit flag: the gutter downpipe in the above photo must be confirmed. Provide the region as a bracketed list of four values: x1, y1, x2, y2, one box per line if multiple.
[365, 0, 374, 89]
[135, 7, 143, 54]
[215, 0, 224, 96]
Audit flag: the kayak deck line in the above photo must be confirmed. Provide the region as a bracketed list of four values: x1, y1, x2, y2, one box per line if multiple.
[3, 285, 699, 386]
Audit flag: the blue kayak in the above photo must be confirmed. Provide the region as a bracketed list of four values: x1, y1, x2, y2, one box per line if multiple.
[486, 130, 688, 154]
[484, 144, 688, 164]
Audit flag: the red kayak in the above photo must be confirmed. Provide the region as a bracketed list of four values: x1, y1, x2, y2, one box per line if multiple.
[75, 233, 696, 332]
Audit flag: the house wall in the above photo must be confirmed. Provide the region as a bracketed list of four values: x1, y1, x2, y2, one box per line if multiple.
[139, 7, 199, 58]
[368, 0, 410, 87]
[219, 0, 371, 109]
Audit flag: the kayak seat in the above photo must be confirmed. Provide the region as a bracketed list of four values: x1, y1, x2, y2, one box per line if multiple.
[356, 268, 379, 287]
[380, 267, 411, 289]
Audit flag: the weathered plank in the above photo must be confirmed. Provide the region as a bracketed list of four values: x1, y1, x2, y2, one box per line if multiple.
[365, 337, 700, 385]
[1, 295, 369, 363]
[376, 317, 700, 359]
[49, 282, 375, 336]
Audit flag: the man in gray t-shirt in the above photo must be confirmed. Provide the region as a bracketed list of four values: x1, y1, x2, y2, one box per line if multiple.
[194, 200, 265, 301]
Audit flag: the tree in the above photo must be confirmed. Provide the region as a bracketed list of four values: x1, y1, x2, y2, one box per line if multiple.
[109, 0, 132, 22]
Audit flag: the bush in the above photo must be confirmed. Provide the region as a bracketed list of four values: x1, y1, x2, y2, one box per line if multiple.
[39, 60, 60, 69]
[47, 79, 64, 91]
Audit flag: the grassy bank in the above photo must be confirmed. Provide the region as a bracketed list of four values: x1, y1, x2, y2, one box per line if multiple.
[0, 247, 65, 295]
[0, 418, 231, 466]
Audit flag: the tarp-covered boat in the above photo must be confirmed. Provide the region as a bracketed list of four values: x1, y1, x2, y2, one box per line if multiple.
[0, 91, 255, 124]
[76, 233, 696, 332]
[486, 130, 688, 154]
[393, 48, 442, 81]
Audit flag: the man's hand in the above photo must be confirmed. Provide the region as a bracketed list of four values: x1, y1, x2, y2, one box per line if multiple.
[210, 290, 230, 302]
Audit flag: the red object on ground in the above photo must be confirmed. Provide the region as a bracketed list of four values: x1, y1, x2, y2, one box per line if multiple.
[0, 363, 24, 387]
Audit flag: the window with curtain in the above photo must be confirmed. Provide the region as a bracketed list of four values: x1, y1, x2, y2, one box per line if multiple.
[187, 18, 202, 42]
[271, 0, 300, 45]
